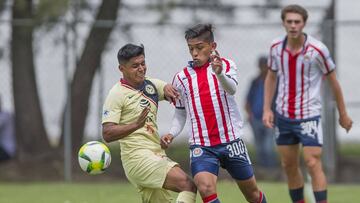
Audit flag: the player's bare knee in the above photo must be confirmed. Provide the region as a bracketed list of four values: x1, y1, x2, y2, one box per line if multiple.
[197, 181, 216, 196]
[305, 157, 321, 173]
[176, 176, 196, 192]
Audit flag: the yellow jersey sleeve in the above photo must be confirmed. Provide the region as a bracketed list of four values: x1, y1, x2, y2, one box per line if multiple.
[102, 84, 124, 124]
[147, 77, 167, 101]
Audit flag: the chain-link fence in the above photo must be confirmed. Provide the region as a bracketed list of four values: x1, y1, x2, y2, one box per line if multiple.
[1, 19, 359, 143]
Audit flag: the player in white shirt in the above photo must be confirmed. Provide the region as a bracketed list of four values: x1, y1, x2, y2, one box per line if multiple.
[161, 24, 267, 203]
[263, 5, 353, 203]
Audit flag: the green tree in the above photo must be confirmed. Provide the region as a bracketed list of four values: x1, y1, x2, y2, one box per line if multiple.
[10, 0, 120, 164]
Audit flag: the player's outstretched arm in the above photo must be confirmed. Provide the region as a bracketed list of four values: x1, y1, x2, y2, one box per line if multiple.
[327, 71, 353, 132]
[164, 84, 179, 101]
[161, 108, 186, 149]
[102, 107, 150, 142]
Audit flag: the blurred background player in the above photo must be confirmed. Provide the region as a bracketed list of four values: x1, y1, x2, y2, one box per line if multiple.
[161, 24, 266, 203]
[0, 96, 16, 163]
[245, 55, 277, 170]
[102, 43, 196, 203]
[263, 4, 353, 203]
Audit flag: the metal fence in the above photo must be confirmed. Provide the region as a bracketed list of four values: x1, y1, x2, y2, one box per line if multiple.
[1, 19, 359, 143]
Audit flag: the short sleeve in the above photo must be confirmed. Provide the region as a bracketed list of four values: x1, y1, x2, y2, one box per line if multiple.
[148, 78, 167, 101]
[102, 87, 124, 124]
[316, 44, 336, 74]
[268, 47, 279, 71]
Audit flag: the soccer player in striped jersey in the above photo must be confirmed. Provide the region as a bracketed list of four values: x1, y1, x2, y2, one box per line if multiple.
[161, 24, 267, 203]
[102, 44, 197, 203]
[263, 5, 353, 203]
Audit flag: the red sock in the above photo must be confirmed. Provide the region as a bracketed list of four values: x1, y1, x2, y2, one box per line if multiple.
[202, 193, 220, 203]
[257, 191, 267, 203]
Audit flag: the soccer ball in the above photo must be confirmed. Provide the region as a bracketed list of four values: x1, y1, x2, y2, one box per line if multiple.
[78, 141, 111, 175]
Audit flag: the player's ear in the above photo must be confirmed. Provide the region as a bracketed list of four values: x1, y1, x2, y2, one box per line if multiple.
[211, 42, 217, 51]
[119, 64, 124, 72]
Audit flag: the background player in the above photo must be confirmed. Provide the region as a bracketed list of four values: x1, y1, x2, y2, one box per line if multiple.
[102, 43, 196, 203]
[263, 5, 353, 203]
[245, 55, 277, 169]
[161, 24, 266, 203]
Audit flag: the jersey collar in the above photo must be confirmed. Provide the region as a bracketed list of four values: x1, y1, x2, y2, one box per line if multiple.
[188, 60, 210, 69]
[282, 33, 309, 55]
[120, 78, 146, 91]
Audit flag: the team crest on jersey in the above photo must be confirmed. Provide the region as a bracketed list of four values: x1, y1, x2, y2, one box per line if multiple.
[303, 54, 311, 63]
[145, 84, 155, 95]
[140, 99, 150, 108]
[192, 148, 203, 157]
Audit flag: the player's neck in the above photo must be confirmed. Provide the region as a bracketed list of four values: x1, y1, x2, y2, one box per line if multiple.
[121, 78, 143, 89]
[287, 34, 305, 54]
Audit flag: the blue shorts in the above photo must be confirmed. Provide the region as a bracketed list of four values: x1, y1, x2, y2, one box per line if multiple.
[190, 139, 253, 181]
[275, 115, 323, 147]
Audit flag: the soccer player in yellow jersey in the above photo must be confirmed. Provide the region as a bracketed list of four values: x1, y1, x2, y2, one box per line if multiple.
[102, 43, 196, 203]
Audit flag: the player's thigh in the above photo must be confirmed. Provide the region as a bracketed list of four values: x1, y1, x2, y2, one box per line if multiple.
[222, 139, 254, 180]
[140, 187, 173, 203]
[275, 116, 301, 145]
[190, 146, 220, 177]
[277, 144, 301, 167]
[163, 166, 194, 192]
[123, 150, 178, 189]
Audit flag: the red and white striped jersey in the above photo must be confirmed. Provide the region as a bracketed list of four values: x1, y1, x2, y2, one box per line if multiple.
[172, 58, 244, 147]
[268, 34, 335, 120]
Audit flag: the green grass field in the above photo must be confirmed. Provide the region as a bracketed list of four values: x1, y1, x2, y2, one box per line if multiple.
[0, 181, 359, 203]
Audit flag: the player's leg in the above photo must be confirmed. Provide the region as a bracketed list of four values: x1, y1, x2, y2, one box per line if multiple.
[163, 166, 197, 203]
[278, 145, 303, 188]
[123, 149, 192, 203]
[276, 116, 305, 203]
[224, 139, 266, 202]
[190, 146, 221, 203]
[278, 144, 305, 202]
[303, 146, 327, 202]
[299, 117, 327, 203]
[236, 176, 266, 203]
[194, 172, 218, 202]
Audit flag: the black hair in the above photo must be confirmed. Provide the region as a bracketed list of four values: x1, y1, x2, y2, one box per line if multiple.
[258, 55, 268, 67]
[184, 24, 214, 42]
[117, 43, 145, 64]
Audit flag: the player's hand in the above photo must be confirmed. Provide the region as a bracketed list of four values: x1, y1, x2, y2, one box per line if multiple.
[262, 109, 274, 128]
[210, 50, 223, 74]
[164, 84, 179, 102]
[339, 113, 353, 133]
[135, 107, 150, 128]
[160, 134, 174, 149]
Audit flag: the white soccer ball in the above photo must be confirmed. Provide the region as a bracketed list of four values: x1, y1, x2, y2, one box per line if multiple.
[78, 141, 111, 175]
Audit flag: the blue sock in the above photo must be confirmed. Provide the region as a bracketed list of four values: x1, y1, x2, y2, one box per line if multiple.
[289, 187, 304, 203]
[314, 190, 327, 203]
